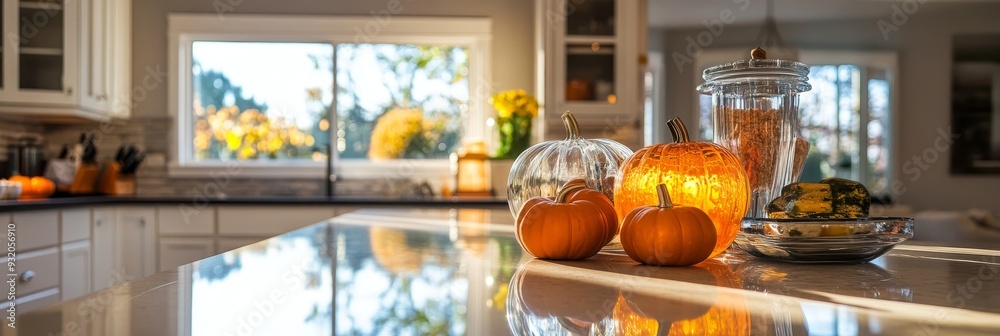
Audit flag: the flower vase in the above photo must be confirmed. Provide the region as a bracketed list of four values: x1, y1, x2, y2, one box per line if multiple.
[496, 115, 532, 159]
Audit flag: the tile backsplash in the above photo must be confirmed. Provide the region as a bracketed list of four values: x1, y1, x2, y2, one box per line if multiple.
[2, 115, 447, 197]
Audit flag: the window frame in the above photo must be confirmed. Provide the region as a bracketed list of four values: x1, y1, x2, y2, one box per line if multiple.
[167, 14, 492, 179]
[692, 49, 899, 195]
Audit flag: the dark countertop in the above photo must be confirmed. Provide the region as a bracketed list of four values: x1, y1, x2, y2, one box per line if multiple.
[0, 195, 508, 211]
[12, 208, 1000, 335]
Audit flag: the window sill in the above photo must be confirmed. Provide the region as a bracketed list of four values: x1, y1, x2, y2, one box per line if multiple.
[167, 160, 451, 180]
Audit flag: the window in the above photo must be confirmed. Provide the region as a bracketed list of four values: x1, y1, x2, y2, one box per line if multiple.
[695, 50, 897, 195]
[168, 15, 491, 178]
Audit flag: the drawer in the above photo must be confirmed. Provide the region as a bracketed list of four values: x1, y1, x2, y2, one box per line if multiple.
[217, 206, 334, 236]
[60, 208, 91, 243]
[12, 211, 60, 251]
[14, 247, 60, 296]
[158, 206, 214, 235]
[0, 288, 61, 319]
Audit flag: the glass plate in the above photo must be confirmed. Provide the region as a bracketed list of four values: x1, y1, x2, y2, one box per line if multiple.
[733, 217, 914, 264]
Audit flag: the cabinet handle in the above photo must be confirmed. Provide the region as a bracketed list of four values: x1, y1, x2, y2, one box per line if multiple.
[96, 220, 102, 226]
[65, 87, 73, 95]
[19, 271, 35, 283]
[97, 94, 108, 101]
[139, 219, 145, 227]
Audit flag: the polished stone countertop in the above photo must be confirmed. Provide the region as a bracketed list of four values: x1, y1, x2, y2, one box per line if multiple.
[12, 208, 1000, 335]
[0, 195, 507, 211]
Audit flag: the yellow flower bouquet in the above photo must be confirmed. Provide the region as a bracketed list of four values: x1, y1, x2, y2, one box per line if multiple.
[491, 90, 538, 159]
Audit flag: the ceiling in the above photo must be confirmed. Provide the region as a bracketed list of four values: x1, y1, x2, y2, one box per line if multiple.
[647, 0, 994, 29]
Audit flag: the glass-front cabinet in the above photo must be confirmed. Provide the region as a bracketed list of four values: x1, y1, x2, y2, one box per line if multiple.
[0, 0, 131, 121]
[537, 0, 646, 148]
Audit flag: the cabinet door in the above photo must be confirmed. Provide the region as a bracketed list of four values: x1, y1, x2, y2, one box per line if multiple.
[108, 0, 130, 118]
[60, 208, 91, 243]
[117, 207, 157, 278]
[91, 207, 117, 291]
[159, 237, 213, 271]
[6, 0, 78, 104]
[78, 0, 110, 112]
[61, 240, 90, 300]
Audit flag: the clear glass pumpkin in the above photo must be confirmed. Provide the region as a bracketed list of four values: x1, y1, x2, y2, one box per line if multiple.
[506, 111, 633, 219]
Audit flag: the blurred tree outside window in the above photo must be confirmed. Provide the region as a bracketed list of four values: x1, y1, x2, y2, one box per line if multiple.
[190, 41, 469, 163]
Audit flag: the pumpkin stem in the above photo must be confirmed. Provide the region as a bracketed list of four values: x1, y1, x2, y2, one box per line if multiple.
[656, 184, 674, 208]
[556, 183, 588, 204]
[666, 118, 690, 143]
[562, 111, 581, 139]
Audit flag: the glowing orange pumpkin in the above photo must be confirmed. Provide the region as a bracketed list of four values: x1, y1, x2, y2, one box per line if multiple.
[614, 118, 749, 257]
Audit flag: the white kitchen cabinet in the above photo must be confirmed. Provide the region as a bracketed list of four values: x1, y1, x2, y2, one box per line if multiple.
[14, 246, 59, 296]
[116, 207, 156, 278]
[90, 207, 116, 291]
[0, 0, 131, 121]
[60, 208, 91, 243]
[536, 0, 646, 148]
[217, 237, 263, 254]
[217, 206, 335, 236]
[11, 210, 59, 251]
[157, 205, 214, 235]
[158, 237, 213, 272]
[60, 240, 90, 300]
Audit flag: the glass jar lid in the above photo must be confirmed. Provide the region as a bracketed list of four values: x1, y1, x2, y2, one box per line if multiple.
[697, 48, 811, 94]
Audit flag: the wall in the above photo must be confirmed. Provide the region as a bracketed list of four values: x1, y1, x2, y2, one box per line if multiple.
[655, 2, 1000, 212]
[120, 0, 535, 196]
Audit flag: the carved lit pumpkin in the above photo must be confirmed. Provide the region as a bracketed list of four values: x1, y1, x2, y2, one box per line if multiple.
[507, 111, 633, 218]
[620, 184, 717, 266]
[12, 175, 55, 199]
[614, 118, 749, 257]
[516, 182, 616, 260]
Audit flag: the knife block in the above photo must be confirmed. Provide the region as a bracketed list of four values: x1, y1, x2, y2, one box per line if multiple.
[69, 163, 101, 194]
[99, 162, 136, 195]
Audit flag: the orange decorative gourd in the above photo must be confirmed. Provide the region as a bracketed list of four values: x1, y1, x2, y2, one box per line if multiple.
[516, 182, 617, 260]
[620, 184, 717, 266]
[614, 118, 749, 257]
[560, 178, 618, 244]
[11, 175, 55, 199]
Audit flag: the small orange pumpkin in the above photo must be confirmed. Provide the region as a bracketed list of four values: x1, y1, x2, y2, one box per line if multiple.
[614, 118, 749, 257]
[10, 175, 55, 199]
[560, 178, 618, 244]
[620, 184, 717, 266]
[516, 182, 617, 260]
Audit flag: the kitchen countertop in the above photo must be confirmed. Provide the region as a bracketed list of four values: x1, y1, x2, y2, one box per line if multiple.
[11, 208, 1000, 335]
[0, 195, 507, 211]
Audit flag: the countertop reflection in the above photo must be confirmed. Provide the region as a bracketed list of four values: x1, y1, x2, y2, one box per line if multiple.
[12, 208, 1000, 335]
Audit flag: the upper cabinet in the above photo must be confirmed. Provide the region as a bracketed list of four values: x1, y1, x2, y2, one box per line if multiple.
[0, 0, 131, 121]
[536, 0, 646, 148]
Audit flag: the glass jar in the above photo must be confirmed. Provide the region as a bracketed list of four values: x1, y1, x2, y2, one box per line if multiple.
[696, 48, 812, 218]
